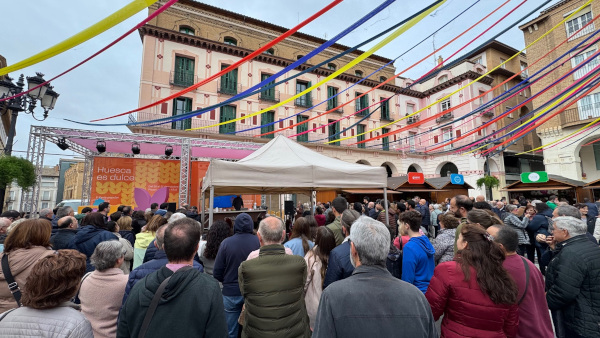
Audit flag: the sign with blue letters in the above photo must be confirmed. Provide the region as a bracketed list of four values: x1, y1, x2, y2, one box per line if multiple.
[450, 174, 464, 185]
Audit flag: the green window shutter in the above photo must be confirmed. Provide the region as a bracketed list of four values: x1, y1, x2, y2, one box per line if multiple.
[260, 74, 275, 100]
[184, 99, 192, 129]
[219, 106, 236, 134]
[594, 144, 600, 170]
[297, 115, 308, 142]
[357, 125, 365, 149]
[261, 111, 275, 138]
[171, 98, 192, 130]
[174, 57, 194, 87]
[364, 94, 369, 115]
[220, 65, 238, 94]
[382, 128, 390, 151]
[306, 81, 312, 104]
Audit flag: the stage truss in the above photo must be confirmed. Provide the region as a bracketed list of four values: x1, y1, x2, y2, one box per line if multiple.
[21, 126, 261, 214]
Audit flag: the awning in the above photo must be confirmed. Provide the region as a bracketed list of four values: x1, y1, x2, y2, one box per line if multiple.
[501, 174, 584, 192]
[583, 178, 600, 189]
[342, 189, 402, 195]
[501, 187, 573, 192]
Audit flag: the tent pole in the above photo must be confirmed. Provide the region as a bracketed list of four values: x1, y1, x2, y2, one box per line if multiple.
[384, 187, 389, 227]
[201, 190, 205, 227]
[310, 190, 315, 216]
[209, 186, 214, 228]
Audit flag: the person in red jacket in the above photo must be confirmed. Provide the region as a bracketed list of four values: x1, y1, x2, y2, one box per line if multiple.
[426, 223, 519, 338]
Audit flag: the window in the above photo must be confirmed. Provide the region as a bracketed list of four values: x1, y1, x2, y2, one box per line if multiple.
[380, 98, 390, 120]
[380, 76, 387, 82]
[442, 127, 453, 150]
[500, 58, 506, 69]
[566, 11, 594, 40]
[355, 70, 363, 77]
[355, 92, 369, 116]
[577, 93, 600, 120]
[357, 125, 366, 149]
[261, 111, 275, 139]
[173, 56, 195, 87]
[327, 86, 338, 110]
[295, 80, 312, 107]
[520, 61, 528, 76]
[8, 190, 15, 201]
[478, 91, 485, 105]
[502, 83, 509, 92]
[297, 54, 304, 61]
[328, 120, 340, 146]
[297, 116, 309, 142]
[382, 128, 390, 151]
[440, 99, 451, 113]
[571, 48, 599, 80]
[41, 182, 55, 187]
[438, 75, 448, 84]
[407, 103, 415, 115]
[41, 202, 49, 209]
[6, 203, 13, 210]
[264, 48, 274, 55]
[172, 97, 192, 130]
[224, 36, 237, 46]
[409, 132, 416, 151]
[179, 26, 195, 35]
[42, 191, 51, 201]
[259, 73, 276, 101]
[472, 57, 482, 65]
[327, 63, 336, 71]
[219, 105, 236, 134]
[219, 64, 238, 95]
[506, 107, 514, 119]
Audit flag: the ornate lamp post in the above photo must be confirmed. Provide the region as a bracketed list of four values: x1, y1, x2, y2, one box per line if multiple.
[0, 72, 59, 212]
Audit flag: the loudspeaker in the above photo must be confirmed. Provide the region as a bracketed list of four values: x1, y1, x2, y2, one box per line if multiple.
[167, 203, 177, 213]
[284, 201, 295, 215]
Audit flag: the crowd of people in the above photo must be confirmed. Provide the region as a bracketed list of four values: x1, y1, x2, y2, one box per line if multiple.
[0, 194, 599, 337]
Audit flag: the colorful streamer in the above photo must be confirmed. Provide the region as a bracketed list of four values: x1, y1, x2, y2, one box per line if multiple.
[308, 0, 551, 144]
[257, 0, 514, 138]
[334, 0, 595, 145]
[0, 0, 158, 76]
[188, 0, 446, 131]
[90, 0, 344, 122]
[234, 0, 482, 137]
[0, 0, 179, 103]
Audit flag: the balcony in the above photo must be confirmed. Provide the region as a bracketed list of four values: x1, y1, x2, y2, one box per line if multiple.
[406, 114, 420, 124]
[355, 104, 369, 116]
[381, 111, 392, 121]
[258, 90, 280, 103]
[295, 95, 312, 108]
[217, 80, 241, 95]
[561, 104, 600, 127]
[327, 103, 344, 113]
[170, 71, 197, 87]
[482, 111, 494, 118]
[436, 112, 454, 123]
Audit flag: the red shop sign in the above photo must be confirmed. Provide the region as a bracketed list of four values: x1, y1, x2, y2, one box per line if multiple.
[408, 172, 425, 184]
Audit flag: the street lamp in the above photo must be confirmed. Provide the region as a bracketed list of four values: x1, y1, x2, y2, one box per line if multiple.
[0, 72, 59, 213]
[0, 72, 60, 155]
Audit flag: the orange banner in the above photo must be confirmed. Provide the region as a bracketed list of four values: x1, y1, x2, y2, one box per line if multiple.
[91, 157, 180, 210]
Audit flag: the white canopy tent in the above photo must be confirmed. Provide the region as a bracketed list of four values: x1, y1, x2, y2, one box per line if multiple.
[201, 135, 389, 226]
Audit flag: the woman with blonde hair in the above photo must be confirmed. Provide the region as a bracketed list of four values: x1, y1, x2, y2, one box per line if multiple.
[116, 216, 134, 247]
[0, 219, 55, 313]
[133, 215, 167, 269]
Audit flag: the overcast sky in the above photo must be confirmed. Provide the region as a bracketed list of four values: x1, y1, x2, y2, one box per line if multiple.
[2, 0, 557, 165]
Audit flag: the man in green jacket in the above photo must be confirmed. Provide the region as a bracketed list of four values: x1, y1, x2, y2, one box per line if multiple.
[238, 216, 310, 338]
[327, 197, 348, 246]
[117, 218, 227, 338]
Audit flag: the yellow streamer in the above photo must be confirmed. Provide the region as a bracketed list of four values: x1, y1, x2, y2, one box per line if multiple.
[188, 0, 446, 131]
[328, 0, 595, 144]
[0, 0, 157, 76]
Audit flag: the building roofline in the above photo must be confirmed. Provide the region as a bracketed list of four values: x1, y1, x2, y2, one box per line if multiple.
[164, 0, 394, 64]
[463, 40, 525, 59]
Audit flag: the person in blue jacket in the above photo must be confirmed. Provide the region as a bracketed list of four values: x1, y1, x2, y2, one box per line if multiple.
[213, 213, 260, 338]
[399, 210, 435, 293]
[69, 212, 117, 272]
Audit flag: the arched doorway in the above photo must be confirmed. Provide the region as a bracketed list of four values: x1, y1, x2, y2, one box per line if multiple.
[407, 163, 422, 173]
[356, 159, 371, 166]
[381, 162, 398, 178]
[437, 162, 458, 177]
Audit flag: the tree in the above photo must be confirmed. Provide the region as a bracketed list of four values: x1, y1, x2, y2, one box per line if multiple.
[476, 175, 500, 200]
[0, 155, 36, 190]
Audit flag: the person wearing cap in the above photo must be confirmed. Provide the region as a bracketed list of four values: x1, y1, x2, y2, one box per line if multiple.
[213, 213, 260, 338]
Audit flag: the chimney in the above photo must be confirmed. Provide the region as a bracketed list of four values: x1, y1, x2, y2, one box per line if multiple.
[437, 55, 444, 65]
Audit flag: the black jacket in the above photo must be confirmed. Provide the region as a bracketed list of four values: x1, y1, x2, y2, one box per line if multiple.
[117, 266, 227, 338]
[50, 229, 78, 250]
[546, 235, 600, 337]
